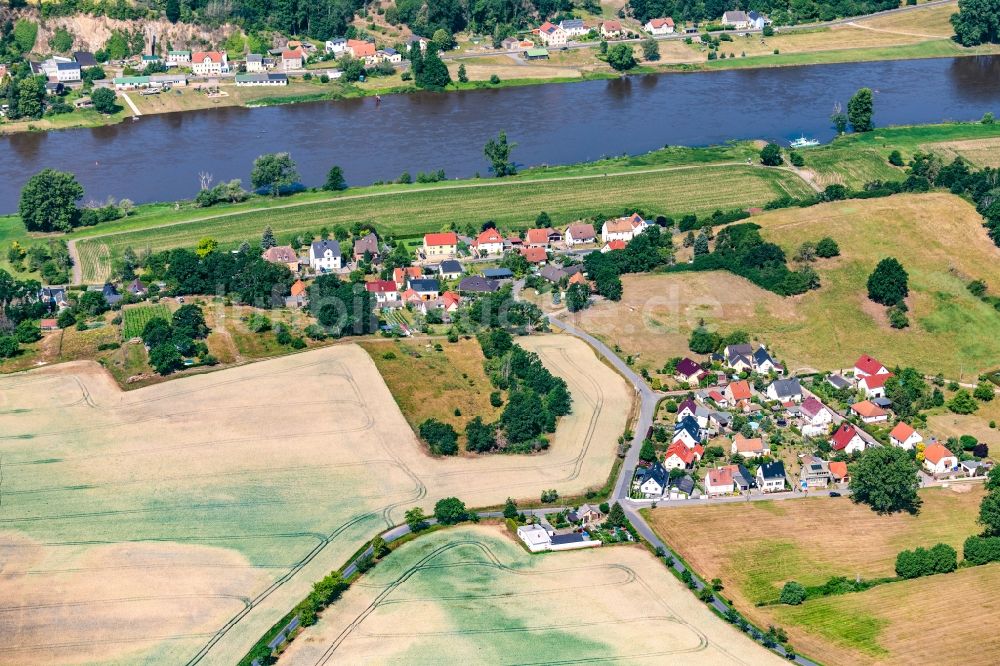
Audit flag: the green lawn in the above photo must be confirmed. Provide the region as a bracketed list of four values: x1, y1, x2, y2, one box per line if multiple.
[75, 164, 811, 281]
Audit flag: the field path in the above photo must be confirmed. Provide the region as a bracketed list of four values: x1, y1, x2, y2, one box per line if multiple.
[68, 161, 815, 281]
[67, 239, 82, 284]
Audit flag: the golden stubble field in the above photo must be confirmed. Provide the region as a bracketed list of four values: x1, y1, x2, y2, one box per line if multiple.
[0, 334, 629, 665]
[280, 524, 785, 665]
[647, 487, 993, 664]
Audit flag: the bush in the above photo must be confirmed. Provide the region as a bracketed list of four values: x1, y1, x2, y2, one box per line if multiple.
[896, 543, 957, 578]
[963, 535, 1000, 565]
[760, 143, 783, 166]
[419, 418, 458, 455]
[433, 496, 468, 524]
[815, 237, 840, 258]
[867, 257, 909, 306]
[789, 152, 805, 167]
[779, 581, 806, 605]
[489, 74, 500, 84]
[888, 150, 904, 166]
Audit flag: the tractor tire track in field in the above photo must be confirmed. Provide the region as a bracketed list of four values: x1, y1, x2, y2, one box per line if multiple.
[69, 162, 814, 282]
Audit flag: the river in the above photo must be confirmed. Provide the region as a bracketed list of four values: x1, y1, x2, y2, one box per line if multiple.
[2, 55, 999, 211]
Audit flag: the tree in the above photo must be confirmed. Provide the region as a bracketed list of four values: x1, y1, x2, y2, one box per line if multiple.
[503, 497, 518, 519]
[484, 131, 517, 177]
[535, 211, 551, 228]
[90, 87, 118, 114]
[49, 26, 74, 53]
[760, 143, 783, 166]
[565, 282, 590, 312]
[849, 446, 922, 515]
[815, 237, 840, 258]
[974, 383, 995, 402]
[434, 497, 468, 524]
[323, 165, 347, 191]
[607, 502, 628, 528]
[432, 28, 455, 51]
[830, 102, 848, 134]
[261, 226, 276, 249]
[867, 257, 908, 306]
[951, 0, 1000, 46]
[77, 291, 109, 316]
[948, 389, 979, 415]
[419, 418, 459, 455]
[639, 438, 656, 463]
[19, 169, 83, 232]
[641, 38, 660, 61]
[195, 237, 218, 258]
[14, 320, 41, 344]
[606, 43, 636, 71]
[779, 581, 806, 605]
[888, 150, 904, 166]
[693, 233, 709, 256]
[17, 76, 46, 119]
[457, 63, 468, 83]
[148, 342, 183, 375]
[0, 335, 18, 359]
[404, 507, 429, 532]
[251, 152, 299, 196]
[465, 416, 496, 452]
[165, 0, 181, 23]
[980, 490, 1000, 536]
[847, 88, 874, 132]
[416, 44, 451, 89]
[986, 465, 1000, 491]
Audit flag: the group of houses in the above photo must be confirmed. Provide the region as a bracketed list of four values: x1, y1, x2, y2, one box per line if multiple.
[324, 37, 409, 67]
[516, 506, 604, 552]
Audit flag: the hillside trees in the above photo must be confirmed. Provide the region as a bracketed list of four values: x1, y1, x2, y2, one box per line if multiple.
[19, 169, 84, 232]
[950, 0, 1000, 46]
[849, 446, 922, 515]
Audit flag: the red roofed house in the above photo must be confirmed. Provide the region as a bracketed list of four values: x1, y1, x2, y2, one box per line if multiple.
[192, 51, 229, 76]
[601, 20, 623, 38]
[262, 245, 300, 272]
[724, 379, 753, 406]
[923, 443, 958, 475]
[731, 434, 768, 459]
[281, 49, 304, 70]
[645, 17, 675, 35]
[663, 441, 703, 470]
[828, 461, 849, 482]
[537, 21, 568, 46]
[601, 239, 627, 253]
[423, 232, 458, 259]
[40, 318, 59, 331]
[365, 280, 400, 305]
[830, 422, 866, 454]
[472, 228, 505, 256]
[859, 372, 893, 398]
[708, 390, 729, 408]
[520, 246, 548, 265]
[674, 358, 704, 384]
[889, 422, 923, 450]
[347, 39, 377, 63]
[393, 266, 423, 289]
[525, 227, 562, 248]
[439, 291, 461, 311]
[851, 400, 888, 424]
[854, 354, 889, 379]
[704, 466, 735, 496]
[601, 213, 647, 243]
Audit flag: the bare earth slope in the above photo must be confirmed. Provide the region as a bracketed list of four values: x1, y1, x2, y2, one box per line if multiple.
[0, 334, 629, 665]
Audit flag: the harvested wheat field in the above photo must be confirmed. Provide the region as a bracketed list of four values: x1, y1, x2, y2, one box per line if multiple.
[647, 487, 986, 664]
[924, 137, 1000, 168]
[0, 334, 628, 664]
[280, 524, 784, 665]
[576, 193, 1000, 377]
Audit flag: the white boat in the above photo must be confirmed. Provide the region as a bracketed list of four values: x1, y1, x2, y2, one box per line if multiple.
[790, 135, 820, 148]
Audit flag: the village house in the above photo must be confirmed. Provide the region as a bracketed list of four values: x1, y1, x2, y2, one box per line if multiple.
[829, 461, 849, 483]
[458, 276, 500, 294]
[923, 443, 958, 475]
[73, 51, 98, 68]
[724, 343, 754, 372]
[309, 239, 342, 272]
[286, 279, 308, 308]
[754, 346, 780, 374]
[537, 22, 568, 46]
[393, 266, 423, 290]
[851, 400, 888, 424]
[262, 245, 299, 272]
[645, 17, 675, 35]
[704, 466, 735, 496]
[748, 10, 772, 29]
[799, 456, 832, 489]
[663, 441, 703, 470]
[517, 524, 551, 552]
[568, 503, 604, 526]
[756, 461, 787, 493]
[766, 378, 802, 403]
[520, 246, 548, 265]
[827, 374, 852, 391]
[365, 280, 400, 306]
[889, 422, 923, 450]
[560, 18, 589, 37]
[675, 358, 705, 384]
[676, 398, 698, 422]
[281, 49, 304, 70]
[378, 48, 402, 64]
[601, 20, 623, 39]
[859, 372, 893, 398]
[99, 283, 122, 307]
[673, 415, 703, 448]
[539, 264, 583, 284]
[601, 213, 647, 243]
[830, 422, 866, 455]
[40, 318, 59, 331]
[347, 39, 377, 64]
[706, 390, 730, 408]
[53, 61, 82, 83]
[525, 227, 562, 248]
[325, 38, 348, 55]
[483, 267, 513, 281]
[437, 260, 463, 280]
[564, 223, 596, 246]
[637, 461, 669, 498]
[517, 522, 599, 552]
[353, 232, 380, 261]
[501, 36, 522, 51]
[799, 396, 834, 436]
[601, 239, 627, 253]
[406, 35, 430, 52]
[854, 354, 890, 379]
[192, 51, 229, 76]
[731, 434, 767, 459]
[167, 50, 191, 66]
[668, 475, 697, 500]
[409, 278, 440, 300]
[724, 379, 753, 408]
[245, 54, 266, 72]
[472, 228, 505, 256]
[423, 232, 459, 259]
[721, 10, 752, 29]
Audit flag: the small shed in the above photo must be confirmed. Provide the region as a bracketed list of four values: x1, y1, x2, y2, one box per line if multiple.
[525, 48, 550, 60]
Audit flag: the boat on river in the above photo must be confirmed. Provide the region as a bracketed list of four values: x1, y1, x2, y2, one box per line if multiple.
[790, 135, 820, 148]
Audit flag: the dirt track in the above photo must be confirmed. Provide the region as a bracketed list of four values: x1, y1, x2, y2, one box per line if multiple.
[0, 335, 630, 664]
[280, 525, 785, 665]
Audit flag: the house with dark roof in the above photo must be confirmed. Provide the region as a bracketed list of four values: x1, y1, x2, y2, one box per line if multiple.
[127, 279, 147, 298]
[458, 276, 499, 294]
[482, 268, 513, 280]
[637, 461, 668, 497]
[756, 461, 786, 492]
[668, 474, 695, 499]
[673, 415, 702, 448]
[438, 260, 463, 280]
[100, 283, 122, 306]
[732, 464, 756, 491]
[766, 378, 802, 403]
[409, 278, 440, 300]
[676, 398, 698, 421]
[753, 346, 779, 374]
[724, 343, 754, 371]
[826, 374, 851, 390]
[353, 232, 380, 261]
[73, 51, 99, 67]
[40, 286, 69, 311]
[539, 264, 583, 283]
[674, 358, 704, 384]
[309, 240, 342, 272]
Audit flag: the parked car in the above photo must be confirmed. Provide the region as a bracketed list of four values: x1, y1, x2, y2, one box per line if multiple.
[829, 491, 841, 497]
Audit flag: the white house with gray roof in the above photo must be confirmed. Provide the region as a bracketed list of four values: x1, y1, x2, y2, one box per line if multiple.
[309, 239, 342, 272]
